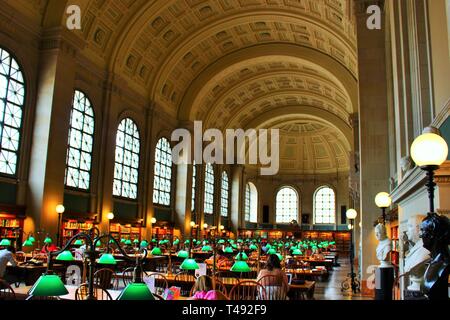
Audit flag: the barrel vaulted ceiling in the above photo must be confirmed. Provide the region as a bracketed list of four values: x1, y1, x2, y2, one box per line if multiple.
[15, 0, 358, 174]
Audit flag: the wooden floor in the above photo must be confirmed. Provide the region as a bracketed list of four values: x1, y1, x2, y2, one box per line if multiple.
[314, 254, 371, 300]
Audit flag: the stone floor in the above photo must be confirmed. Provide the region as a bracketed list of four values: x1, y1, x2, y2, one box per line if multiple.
[314, 255, 372, 300]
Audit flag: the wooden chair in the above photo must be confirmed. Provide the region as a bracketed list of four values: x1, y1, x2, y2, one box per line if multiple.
[257, 275, 288, 300]
[174, 271, 196, 296]
[228, 281, 266, 300]
[144, 272, 168, 296]
[75, 283, 113, 300]
[93, 268, 114, 290]
[121, 267, 135, 287]
[189, 275, 228, 297]
[0, 279, 16, 300]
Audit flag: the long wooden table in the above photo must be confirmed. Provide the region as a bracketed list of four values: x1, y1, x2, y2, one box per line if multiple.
[13, 285, 122, 300]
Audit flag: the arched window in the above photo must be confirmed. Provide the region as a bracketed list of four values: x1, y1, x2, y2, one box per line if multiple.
[276, 187, 298, 223]
[64, 90, 94, 190]
[191, 161, 196, 212]
[203, 163, 214, 214]
[314, 186, 336, 224]
[0, 48, 25, 176]
[245, 182, 258, 223]
[220, 171, 229, 217]
[113, 118, 140, 199]
[153, 137, 172, 206]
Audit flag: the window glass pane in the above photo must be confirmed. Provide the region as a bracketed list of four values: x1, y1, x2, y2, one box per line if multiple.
[113, 118, 140, 199]
[0, 48, 25, 176]
[220, 172, 229, 217]
[191, 161, 196, 212]
[203, 163, 214, 214]
[276, 187, 298, 223]
[153, 137, 172, 206]
[314, 187, 336, 224]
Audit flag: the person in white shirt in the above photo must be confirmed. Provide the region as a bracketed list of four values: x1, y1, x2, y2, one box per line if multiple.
[0, 246, 18, 281]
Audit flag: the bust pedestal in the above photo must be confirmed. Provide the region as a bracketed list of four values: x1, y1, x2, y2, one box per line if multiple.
[375, 265, 394, 300]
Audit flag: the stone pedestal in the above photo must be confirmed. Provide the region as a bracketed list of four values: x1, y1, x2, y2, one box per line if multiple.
[375, 266, 394, 300]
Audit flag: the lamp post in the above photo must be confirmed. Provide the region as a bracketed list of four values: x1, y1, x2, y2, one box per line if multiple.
[55, 204, 65, 247]
[150, 217, 157, 242]
[106, 212, 114, 234]
[343, 208, 360, 294]
[410, 127, 448, 214]
[375, 192, 392, 225]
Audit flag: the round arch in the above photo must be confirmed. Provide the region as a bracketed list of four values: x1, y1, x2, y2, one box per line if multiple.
[275, 186, 300, 224]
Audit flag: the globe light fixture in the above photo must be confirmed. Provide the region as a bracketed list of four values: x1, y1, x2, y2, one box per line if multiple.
[55, 205, 65, 214]
[106, 212, 114, 220]
[410, 127, 449, 214]
[375, 192, 392, 224]
[150, 217, 157, 224]
[55, 204, 65, 246]
[190, 221, 196, 228]
[203, 223, 208, 229]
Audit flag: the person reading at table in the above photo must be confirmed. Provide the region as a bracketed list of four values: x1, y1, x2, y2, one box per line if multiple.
[0, 246, 18, 283]
[257, 254, 289, 299]
[187, 275, 228, 300]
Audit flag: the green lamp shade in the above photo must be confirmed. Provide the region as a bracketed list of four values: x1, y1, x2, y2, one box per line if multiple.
[330, 241, 335, 245]
[74, 239, 83, 246]
[95, 240, 102, 247]
[133, 239, 139, 244]
[228, 239, 234, 244]
[173, 239, 180, 245]
[278, 243, 283, 248]
[118, 283, 155, 300]
[267, 248, 277, 255]
[125, 240, 132, 245]
[276, 253, 283, 261]
[140, 240, 149, 247]
[109, 239, 116, 244]
[292, 249, 303, 255]
[180, 258, 199, 270]
[44, 237, 52, 244]
[249, 244, 258, 250]
[158, 240, 165, 245]
[235, 252, 248, 261]
[98, 253, 117, 265]
[28, 274, 68, 297]
[201, 245, 212, 252]
[56, 250, 75, 261]
[0, 239, 11, 246]
[177, 250, 189, 258]
[223, 247, 234, 253]
[265, 244, 272, 249]
[120, 239, 126, 243]
[184, 240, 190, 245]
[230, 261, 251, 272]
[231, 244, 237, 249]
[151, 247, 162, 255]
[218, 239, 225, 244]
[237, 239, 243, 243]
[22, 239, 33, 247]
[29, 236, 36, 243]
[151, 239, 157, 243]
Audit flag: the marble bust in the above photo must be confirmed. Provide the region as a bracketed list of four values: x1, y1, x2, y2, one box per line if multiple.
[403, 215, 431, 292]
[375, 223, 392, 267]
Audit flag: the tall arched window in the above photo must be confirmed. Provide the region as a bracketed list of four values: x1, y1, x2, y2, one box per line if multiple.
[153, 137, 172, 206]
[314, 186, 336, 224]
[276, 187, 298, 223]
[113, 118, 140, 199]
[245, 182, 258, 223]
[64, 90, 94, 190]
[203, 163, 214, 214]
[0, 48, 25, 176]
[191, 161, 196, 212]
[220, 171, 229, 217]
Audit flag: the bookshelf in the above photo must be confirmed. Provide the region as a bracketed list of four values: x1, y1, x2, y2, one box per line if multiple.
[390, 224, 399, 267]
[109, 223, 142, 242]
[62, 218, 96, 246]
[152, 226, 173, 241]
[0, 213, 24, 248]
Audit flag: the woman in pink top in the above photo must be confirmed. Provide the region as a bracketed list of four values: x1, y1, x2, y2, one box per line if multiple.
[188, 275, 229, 300]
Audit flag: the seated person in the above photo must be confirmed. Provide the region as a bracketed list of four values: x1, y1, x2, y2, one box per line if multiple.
[257, 254, 289, 299]
[0, 246, 18, 284]
[188, 275, 228, 300]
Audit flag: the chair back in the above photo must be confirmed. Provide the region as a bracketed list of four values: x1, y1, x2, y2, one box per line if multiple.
[0, 279, 16, 300]
[228, 280, 266, 300]
[93, 268, 114, 289]
[75, 283, 113, 300]
[121, 267, 135, 287]
[174, 271, 196, 296]
[257, 275, 288, 300]
[188, 275, 228, 297]
[144, 272, 169, 296]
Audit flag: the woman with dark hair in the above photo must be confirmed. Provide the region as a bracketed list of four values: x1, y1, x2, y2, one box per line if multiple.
[256, 254, 289, 299]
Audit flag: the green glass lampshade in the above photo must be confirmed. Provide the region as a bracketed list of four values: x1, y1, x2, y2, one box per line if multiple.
[73, 239, 83, 246]
[125, 239, 132, 245]
[267, 248, 277, 255]
[184, 239, 190, 245]
[151, 247, 162, 255]
[276, 253, 283, 261]
[120, 238, 126, 243]
[223, 247, 234, 253]
[278, 243, 283, 248]
[195, 240, 201, 245]
[230, 260, 251, 272]
[228, 239, 234, 244]
[151, 239, 157, 244]
[237, 239, 243, 243]
[201, 245, 212, 252]
[98, 253, 117, 265]
[330, 241, 335, 245]
[158, 240, 165, 245]
[44, 237, 52, 244]
[235, 252, 248, 261]
[29, 236, 36, 243]
[118, 283, 155, 300]
[109, 239, 116, 244]
[140, 240, 149, 247]
[265, 244, 272, 249]
[292, 249, 303, 255]
[0, 239, 11, 246]
[22, 239, 33, 247]
[180, 258, 199, 270]
[249, 244, 258, 250]
[218, 239, 225, 244]
[28, 274, 68, 297]
[56, 250, 75, 261]
[173, 239, 180, 245]
[231, 244, 237, 249]
[95, 240, 102, 247]
[177, 250, 189, 258]
[133, 239, 139, 244]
